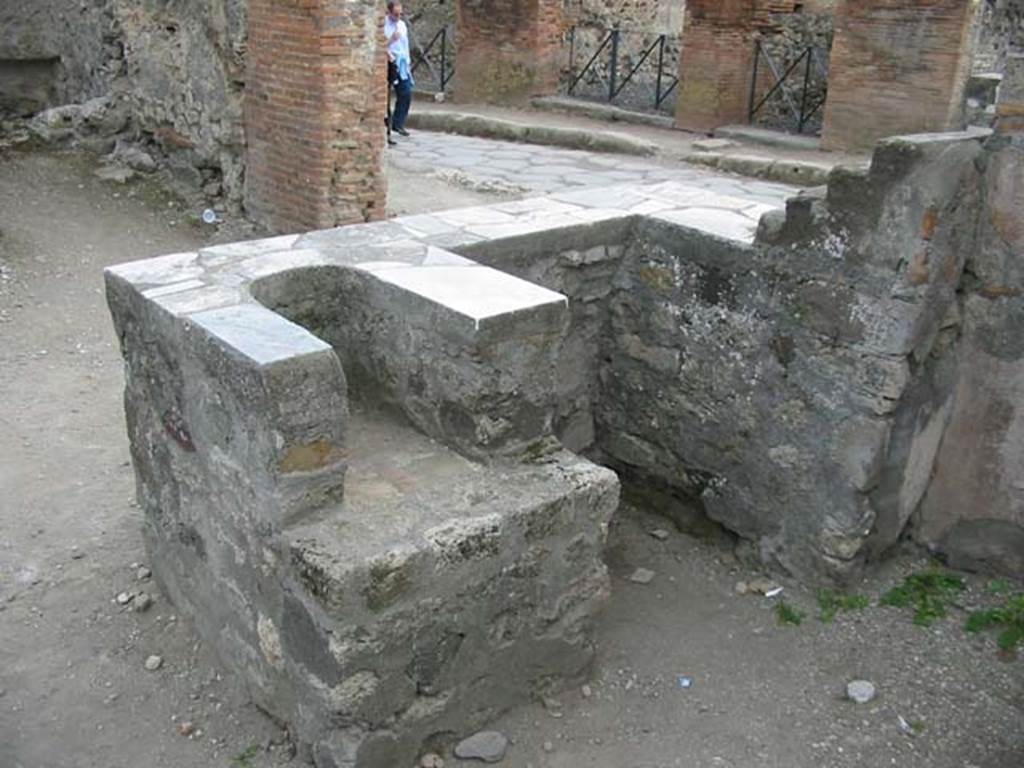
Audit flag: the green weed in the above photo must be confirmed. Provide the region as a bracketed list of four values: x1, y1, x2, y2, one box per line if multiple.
[232, 744, 261, 768]
[986, 579, 1012, 595]
[776, 599, 806, 626]
[965, 593, 1024, 651]
[818, 589, 870, 623]
[880, 570, 966, 627]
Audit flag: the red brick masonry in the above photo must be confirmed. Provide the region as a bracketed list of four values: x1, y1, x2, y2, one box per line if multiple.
[822, 0, 977, 150]
[454, 0, 564, 104]
[245, 0, 387, 233]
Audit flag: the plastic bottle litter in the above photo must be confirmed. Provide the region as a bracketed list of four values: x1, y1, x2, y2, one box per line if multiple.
[201, 208, 218, 225]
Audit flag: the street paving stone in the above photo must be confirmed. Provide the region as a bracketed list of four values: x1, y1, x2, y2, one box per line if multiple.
[388, 130, 796, 208]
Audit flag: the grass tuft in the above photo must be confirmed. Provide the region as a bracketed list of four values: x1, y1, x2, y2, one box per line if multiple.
[232, 744, 261, 768]
[966, 593, 1024, 651]
[880, 570, 966, 627]
[776, 599, 806, 626]
[818, 589, 870, 623]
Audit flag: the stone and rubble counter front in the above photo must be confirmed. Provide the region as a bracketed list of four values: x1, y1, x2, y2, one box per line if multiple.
[106, 129, 1022, 766]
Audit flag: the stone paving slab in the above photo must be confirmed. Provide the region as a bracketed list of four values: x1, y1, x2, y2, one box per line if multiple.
[388, 130, 796, 208]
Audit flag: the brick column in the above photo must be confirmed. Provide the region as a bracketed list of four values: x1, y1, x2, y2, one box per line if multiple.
[674, 0, 758, 133]
[453, 0, 564, 103]
[245, 0, 387, 234]
[821, 0, 979, 151]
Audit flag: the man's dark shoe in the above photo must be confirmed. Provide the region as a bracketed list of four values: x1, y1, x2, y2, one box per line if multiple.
[395, 127, 410, 137]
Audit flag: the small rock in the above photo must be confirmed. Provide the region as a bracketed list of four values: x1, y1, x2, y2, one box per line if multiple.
[144, 655, 163, 671]
[177, 721, 195, 737]
[746, 577, 781, 595]
[94, 165, 135, 184]
[542, 741, 554, 753]
[453, 731, 509, 763]
[581, 684, 592, 698]
[542, 696, 563, 718]
[693, 138, 736, 152]
[70, 547, 85, 560]
[115, 591, 134, 605]
[847, 680, 876, 704]
[137, 566, 152, 581]
[134, 592, 153, 612]
[649, 529, 670, 541]
[419, 753, 444, 768]
[735, 580, 749, 595]
[628, 568, 655, 584]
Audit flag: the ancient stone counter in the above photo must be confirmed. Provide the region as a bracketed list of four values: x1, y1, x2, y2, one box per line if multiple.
[106, 128, 1021, 764]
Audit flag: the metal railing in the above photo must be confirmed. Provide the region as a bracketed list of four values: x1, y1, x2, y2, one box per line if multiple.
[565, 26, 679, 113]
[410, 25, 454, 92]
[747, 40, 829, 134]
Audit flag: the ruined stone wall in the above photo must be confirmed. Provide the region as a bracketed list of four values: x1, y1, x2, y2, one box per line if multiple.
[972, 0, 1021, 73]
[915, 47, 1024, 577]
[116, 1, 248, 202]
[462, 132, 1006, 582]
[5, 0, 387, 223]
[0, 0, 119, 117]
[1, 1, 247, 200]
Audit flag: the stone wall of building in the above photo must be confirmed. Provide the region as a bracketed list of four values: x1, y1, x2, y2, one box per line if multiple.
[972, 0, 1021, 74]
[914, 48, 1024, 577]
[4, 0, 388, 229]
[1, 1, 248, 201]
[749, 3, 835, 133]
[115, 0, 248, 203]
[0, 0, 119, 117]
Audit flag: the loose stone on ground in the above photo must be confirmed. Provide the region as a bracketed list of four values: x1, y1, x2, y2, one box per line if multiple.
[847, 680, 877, 704]
[628, 568, 656, 585]
[453, 731, 509, 763]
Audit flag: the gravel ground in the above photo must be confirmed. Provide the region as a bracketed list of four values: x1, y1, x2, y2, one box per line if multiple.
[1, 144, 1021, 768]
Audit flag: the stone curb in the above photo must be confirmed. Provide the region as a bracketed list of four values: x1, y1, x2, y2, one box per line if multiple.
[530, 96, 677, 130]
[405, 110, 658, 156]
[683, 151, 835, 187]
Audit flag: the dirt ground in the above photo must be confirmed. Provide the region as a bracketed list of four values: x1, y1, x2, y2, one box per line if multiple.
[1, 146, 1022, 768]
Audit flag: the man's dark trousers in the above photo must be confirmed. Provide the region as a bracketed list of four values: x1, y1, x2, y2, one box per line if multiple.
[388, 61, 412, 131]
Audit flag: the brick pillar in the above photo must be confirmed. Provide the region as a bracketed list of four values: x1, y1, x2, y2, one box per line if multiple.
[821, 0, 979, 152]
[453, 0, 564, 103]
[245, 0, 387, 234]
[674, 0, 758, 133]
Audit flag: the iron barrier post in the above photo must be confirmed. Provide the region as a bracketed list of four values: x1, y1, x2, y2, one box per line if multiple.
[609, 28, 620, 102]
[748, 39, 760, 123]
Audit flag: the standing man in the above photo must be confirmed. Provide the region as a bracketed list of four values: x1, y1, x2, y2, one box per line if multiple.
[384, 2, 414, 137]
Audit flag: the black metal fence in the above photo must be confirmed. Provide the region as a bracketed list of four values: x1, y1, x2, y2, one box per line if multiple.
[409, 25, 454, 93]
[747, 40, 829, 134]
[564, 26, 680, 114]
